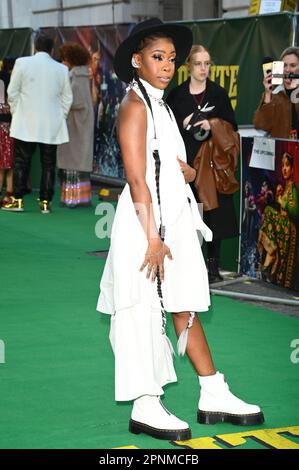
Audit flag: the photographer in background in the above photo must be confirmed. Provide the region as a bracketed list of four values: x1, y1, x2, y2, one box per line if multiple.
[253, 47, 299, 139]
[167, 45, 239, 283]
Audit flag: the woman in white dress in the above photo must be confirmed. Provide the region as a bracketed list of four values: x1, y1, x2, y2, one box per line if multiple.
[97, 18, 264, 441]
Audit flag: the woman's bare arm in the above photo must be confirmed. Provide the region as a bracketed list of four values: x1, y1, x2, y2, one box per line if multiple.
[118, 92, 160, 241]
[118, 91, 172, 281]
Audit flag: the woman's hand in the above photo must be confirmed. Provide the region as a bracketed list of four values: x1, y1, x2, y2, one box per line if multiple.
[263, 72, 272, 92]
[183, 112, 194, 129]
[263, 72, 272, 103]
[276, 184, 283, 200]
[140, 239, 173, 283]
[276, 184, 287, 209]
[0, 103, 10, 114]
[194, 119, 211, 131]
[177, 157, 196, 183]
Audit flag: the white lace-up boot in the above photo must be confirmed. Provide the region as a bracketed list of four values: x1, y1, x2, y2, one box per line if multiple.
[129, 394, 191, 440]
[198, 372, 264, 425]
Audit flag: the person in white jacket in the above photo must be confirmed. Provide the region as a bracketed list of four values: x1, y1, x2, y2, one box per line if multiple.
[2, 33, 73, 214]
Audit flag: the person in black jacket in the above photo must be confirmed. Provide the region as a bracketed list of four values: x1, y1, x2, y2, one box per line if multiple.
[167, 45, 238, 282]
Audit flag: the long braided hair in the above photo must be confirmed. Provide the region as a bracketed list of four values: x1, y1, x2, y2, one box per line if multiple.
[130, 37, 194, 356]
[133, 72, 168, 336]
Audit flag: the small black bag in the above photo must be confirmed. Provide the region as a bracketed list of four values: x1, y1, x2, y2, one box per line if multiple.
[185, 108, 211, 141]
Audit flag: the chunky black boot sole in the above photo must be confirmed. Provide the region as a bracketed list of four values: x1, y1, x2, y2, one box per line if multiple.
[129, 419, 192, 441]
[197, 409, 265, 426]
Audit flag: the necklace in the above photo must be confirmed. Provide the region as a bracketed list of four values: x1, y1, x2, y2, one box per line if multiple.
[128, 80, 166, 107]
[147, 92, 165, 107]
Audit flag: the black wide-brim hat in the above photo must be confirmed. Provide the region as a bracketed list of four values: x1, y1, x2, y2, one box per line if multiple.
[113, 18, 193, 83]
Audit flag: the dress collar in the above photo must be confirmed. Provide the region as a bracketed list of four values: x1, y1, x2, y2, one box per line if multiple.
[128, 78, 165, 104]
[139, 78, 164, 100]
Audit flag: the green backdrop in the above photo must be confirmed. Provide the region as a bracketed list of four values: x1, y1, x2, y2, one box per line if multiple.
[0, 14, 295, 270]
[0, 28, 32, 60]
[173, 13, 293, 125]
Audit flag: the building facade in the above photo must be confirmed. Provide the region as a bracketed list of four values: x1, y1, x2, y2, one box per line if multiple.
[4, 1, 296, 29]
[0, 0, 255, 29]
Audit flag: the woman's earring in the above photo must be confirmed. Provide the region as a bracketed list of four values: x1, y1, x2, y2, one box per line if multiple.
[131, 57, 140, 68]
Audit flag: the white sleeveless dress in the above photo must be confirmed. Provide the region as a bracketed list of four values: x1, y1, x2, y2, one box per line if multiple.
[97, 78, 212, 401]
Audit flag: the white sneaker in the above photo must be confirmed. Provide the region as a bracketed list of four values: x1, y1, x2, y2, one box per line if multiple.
[129, 395, 191, 440]
[198, 372, 264, 425]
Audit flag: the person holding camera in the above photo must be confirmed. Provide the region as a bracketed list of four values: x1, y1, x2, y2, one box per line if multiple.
[253, 47, 299, 139]
[167, 45, 239, 283]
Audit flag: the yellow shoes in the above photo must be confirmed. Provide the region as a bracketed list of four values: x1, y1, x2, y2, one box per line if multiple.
[39, 200, 51, 214]
[2, 197, 52, 213]
[1, 197, 24, 212]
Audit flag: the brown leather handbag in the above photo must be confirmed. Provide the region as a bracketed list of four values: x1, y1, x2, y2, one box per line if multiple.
[209, 139, 240, 194]
[208, 120, 240, 195]
[193, 119, 240, 211]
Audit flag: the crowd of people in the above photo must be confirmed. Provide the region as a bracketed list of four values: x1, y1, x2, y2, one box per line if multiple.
[0, 33, 94, 213]
[3, 32, 298, 283]
[0, 29, 298, 281]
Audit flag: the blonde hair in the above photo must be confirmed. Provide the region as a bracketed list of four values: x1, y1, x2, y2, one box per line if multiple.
[186, 45, 211, 66]
[280, 47, 299, 61]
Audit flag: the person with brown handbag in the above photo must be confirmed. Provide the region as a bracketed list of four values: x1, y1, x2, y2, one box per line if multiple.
[167, 45, 239, 283]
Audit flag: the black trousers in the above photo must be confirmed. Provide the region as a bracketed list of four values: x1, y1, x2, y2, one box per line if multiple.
[13, 139, 57, 201]
[207, 238, 221, 259]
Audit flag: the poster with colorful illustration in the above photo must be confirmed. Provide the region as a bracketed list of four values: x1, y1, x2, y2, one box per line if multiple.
[42, 25, 131, 180]
[240, 137, 299, 290]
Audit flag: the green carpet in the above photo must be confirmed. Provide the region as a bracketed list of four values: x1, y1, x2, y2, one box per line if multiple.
[0, 192, 299, 449]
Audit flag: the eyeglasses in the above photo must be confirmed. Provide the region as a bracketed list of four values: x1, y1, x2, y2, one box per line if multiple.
[191, 61, 211, 68]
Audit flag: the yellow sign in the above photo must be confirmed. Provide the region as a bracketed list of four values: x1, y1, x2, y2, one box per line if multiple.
[176, 426, 299, 449]
[249, 0, 296, 15]
[282, 0, 297, 12]
[114, 426, 299, 449]
[249, 0, 262, 15]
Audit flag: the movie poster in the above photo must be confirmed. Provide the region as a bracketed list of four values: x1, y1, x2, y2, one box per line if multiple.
[240, 137, 299, 290]
[42, 25, 131, 181]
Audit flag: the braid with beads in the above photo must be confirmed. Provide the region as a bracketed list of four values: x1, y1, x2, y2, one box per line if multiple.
[129, 48, 195, 356]
[134, 73, 168, 334]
